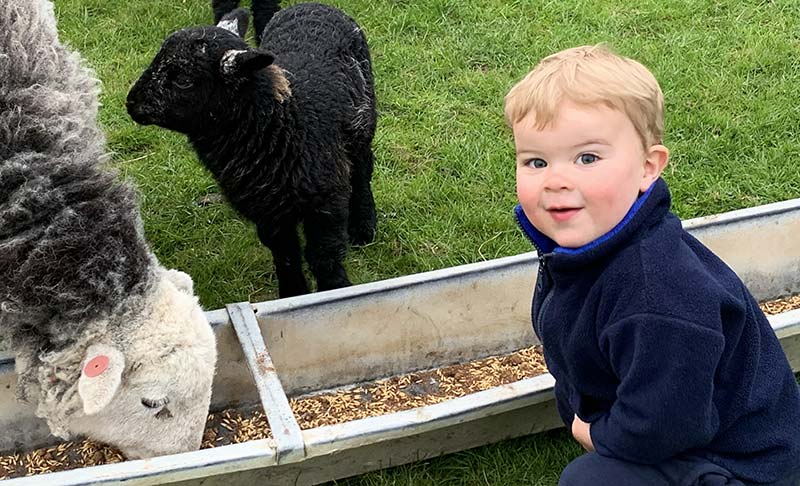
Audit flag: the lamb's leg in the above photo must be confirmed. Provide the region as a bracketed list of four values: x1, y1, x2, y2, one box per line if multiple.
[256, 223, 309, 298]
[212, 0, 240, 23]
[303, 207, 352, 291]
[251, 0, 281, 47]
[346, 144, 377, 246]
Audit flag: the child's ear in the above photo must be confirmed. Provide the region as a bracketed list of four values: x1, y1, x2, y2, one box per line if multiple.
[640, 144, 669, 192]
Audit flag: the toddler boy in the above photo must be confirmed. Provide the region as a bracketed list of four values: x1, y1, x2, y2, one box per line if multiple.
[505, 45, 800, 485]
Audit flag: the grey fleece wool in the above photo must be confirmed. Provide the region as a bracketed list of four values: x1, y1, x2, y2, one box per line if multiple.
[0, 0, 155, 354]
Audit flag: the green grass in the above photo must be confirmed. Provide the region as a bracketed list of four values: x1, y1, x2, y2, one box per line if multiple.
[43, 0, 800, 483]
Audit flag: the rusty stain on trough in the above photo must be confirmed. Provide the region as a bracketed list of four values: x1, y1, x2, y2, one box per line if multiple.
[256, 351, 275, 375]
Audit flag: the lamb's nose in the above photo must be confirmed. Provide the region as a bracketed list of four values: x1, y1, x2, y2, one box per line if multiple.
[126, 101, 154, 126]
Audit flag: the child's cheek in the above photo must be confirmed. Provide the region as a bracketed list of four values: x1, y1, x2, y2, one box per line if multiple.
[516, 170, 539, 208]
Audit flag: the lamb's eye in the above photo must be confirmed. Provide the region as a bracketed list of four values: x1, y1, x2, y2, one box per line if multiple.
[173, 75, 194, 90]
[141, 397, 169, 409]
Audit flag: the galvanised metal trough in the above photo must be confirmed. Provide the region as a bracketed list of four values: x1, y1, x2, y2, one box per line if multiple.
[1, 197, 799, 485]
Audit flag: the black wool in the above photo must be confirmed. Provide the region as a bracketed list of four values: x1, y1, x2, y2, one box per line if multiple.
[127, 3, 377, 297]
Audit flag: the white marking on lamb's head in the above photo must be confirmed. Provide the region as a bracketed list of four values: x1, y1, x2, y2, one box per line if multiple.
[66, 269, 217, 459]
[221, 49, 248, 76]
[217, 19, 240, 36]
[216, 7, 250, 38]
[220, 48, 275, 77]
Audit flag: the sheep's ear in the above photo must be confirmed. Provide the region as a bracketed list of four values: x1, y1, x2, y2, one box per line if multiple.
[221, 48, 275, 77]
[164, 268, 194, 295]
[217, 7, 250, 38]
[78, 344, 125, 416]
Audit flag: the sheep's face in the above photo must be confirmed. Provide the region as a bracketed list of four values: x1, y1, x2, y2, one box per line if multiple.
[126, 26, 274, 135]
[67, 269, 217, 459]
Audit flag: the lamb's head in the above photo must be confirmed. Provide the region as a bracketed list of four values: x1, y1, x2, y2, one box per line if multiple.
[126, 11, 276, 135]
[64, 269, 217, 459]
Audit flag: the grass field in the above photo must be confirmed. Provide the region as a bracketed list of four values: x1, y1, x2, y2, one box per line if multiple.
[45, 0, 800, 483]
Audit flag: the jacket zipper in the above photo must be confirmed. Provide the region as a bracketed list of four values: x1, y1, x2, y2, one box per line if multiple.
[536, 274, 554, 339]
[514, 212, 554, 340]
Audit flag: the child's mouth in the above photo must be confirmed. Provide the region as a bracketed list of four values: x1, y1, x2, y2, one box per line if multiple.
[548, 208, 581, 222]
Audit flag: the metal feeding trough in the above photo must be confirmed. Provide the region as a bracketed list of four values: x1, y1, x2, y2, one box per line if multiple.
[2, 198, 799, 485]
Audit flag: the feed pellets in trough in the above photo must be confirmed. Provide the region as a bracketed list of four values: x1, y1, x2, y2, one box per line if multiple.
[2, 292, 799, 479]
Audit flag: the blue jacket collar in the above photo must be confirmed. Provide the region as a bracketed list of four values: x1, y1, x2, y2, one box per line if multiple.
[515, 177, 671, 268]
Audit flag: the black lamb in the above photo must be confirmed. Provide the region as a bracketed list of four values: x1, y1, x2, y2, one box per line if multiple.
[126, 3, 378, 298]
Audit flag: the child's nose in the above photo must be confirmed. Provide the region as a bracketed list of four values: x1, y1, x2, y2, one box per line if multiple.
[542, 165, 574, 191]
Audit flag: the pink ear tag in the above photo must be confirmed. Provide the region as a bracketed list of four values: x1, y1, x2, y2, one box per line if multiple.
[83, 355, 110, 378]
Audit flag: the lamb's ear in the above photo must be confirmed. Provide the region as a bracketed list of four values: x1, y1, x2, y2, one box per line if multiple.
[221, 48, 275, 77]
[164, 269, 194, 295]
[217, 7, 250, 38]
[78, 344, 125, 416]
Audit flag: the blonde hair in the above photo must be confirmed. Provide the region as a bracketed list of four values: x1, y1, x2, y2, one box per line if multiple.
[504, 44, 664, 148]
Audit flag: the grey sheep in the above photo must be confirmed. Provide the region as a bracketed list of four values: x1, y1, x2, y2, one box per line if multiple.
[127, 3, 378, 298]
[0, 0, 217, 459]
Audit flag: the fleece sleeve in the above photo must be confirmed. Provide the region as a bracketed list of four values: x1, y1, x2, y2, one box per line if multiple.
[591, 314, 725, 464]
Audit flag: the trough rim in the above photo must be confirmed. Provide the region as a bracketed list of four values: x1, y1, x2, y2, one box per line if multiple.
[0, 438, 277, 486]
[1, 310, 798, 485]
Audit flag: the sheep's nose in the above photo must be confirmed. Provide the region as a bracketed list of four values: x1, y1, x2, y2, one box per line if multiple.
[126, 100, 155, 126]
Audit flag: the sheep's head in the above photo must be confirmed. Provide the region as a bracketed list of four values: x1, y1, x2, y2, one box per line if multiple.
[64, 269, 217, 459]
[126, 13, 275, 135]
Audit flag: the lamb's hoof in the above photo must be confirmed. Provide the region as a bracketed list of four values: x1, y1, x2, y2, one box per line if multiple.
[348, 226, 375, 247]
[277, 278, 310, 298]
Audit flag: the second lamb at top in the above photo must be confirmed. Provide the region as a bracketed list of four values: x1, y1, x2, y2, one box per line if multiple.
[127, 2, 377, 298]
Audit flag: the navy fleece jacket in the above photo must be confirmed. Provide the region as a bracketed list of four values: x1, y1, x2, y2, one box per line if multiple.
[515, 178, 800, 482]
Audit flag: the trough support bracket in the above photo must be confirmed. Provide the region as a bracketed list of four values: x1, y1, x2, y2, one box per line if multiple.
[227, 302, 306, 464]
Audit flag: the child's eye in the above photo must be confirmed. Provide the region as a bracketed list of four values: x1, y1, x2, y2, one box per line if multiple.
[526, 158, 547, 169]
[576, 153, 599, 165]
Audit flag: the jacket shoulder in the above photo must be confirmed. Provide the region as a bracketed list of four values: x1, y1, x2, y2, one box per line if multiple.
[600, 216, 747, 330]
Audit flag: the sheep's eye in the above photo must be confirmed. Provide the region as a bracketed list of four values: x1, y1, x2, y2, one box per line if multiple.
[173, 75, 194, 90]
[141, 397, 169, 409]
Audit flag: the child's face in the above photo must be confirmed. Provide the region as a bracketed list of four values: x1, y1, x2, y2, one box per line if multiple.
[513, 101, 667, 248]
